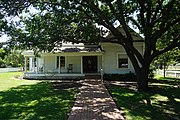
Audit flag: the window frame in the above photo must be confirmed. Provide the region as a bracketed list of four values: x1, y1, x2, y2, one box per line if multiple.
[117, 53, 129, 69]
[56, 56, 66, 69]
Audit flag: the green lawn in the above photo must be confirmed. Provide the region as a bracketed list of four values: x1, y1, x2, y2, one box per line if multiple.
[0, 72, 39, 91]
[0, 72, 78, 120]
[109, 75, 180, 120]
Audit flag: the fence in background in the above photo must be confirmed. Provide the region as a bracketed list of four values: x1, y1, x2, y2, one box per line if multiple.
[156, 69, 180, 78]
[0, 67, 23, 73]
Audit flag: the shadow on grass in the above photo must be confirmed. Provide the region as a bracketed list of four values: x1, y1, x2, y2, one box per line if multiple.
[0, 81, 79, 120]
[109, 79, 180, 120]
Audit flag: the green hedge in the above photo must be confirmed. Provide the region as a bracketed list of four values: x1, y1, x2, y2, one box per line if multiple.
[103, 72, 137, 81]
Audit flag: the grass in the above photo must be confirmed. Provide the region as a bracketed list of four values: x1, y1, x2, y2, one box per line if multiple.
[0, 72, 78, 120]
[109, 75, 180, 120]
[0, 72, 40, 91]
[154, 74, 180, 82]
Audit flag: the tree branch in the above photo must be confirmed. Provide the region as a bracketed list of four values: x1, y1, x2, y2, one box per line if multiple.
[146, 0, 152, 25]
[124, 45, 141, 70]
[138, 0, 145, 28]
[152, 34, 180, 58]
[116, 0, 133, 42]
[152, 17, 180, 42]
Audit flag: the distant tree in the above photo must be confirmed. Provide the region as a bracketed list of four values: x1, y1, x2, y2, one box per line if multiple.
[154, 49, 180, 68]
[0, 48, 6, 59]
[4, 50, 23, 67]
[0, 0, 180, 91]
[0, 58, 5, 68]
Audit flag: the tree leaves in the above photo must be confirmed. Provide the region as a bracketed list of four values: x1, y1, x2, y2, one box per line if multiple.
[0, 0, 101, 51]
[0, 0, 179, 90]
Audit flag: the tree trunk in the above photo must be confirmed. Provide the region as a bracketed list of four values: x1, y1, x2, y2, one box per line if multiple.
[136, 66, 150, 91]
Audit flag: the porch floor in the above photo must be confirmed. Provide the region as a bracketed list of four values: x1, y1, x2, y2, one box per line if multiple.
[23, 72, 101, 80]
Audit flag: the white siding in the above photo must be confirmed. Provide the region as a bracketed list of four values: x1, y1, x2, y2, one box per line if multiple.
[135, 45, 144, 55]
[44, 56, 56, 73]
[103, 43, 129, 74]
[67, 56, 81, 73]
[37, 57, 43, 68]
[101, 42, 143, 74]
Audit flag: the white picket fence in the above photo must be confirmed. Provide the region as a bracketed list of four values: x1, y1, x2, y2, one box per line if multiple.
[156, 69, 180, 78]
[0, 67, 23, 73]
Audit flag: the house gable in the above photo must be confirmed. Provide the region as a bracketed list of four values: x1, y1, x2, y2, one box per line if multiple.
[105, 26, 144, 42]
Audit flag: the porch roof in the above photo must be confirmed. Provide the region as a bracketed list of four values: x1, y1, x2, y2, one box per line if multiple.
[22, 42, 103, 56]
[53, 46, 102, 53]
[52, 42, 102, 52]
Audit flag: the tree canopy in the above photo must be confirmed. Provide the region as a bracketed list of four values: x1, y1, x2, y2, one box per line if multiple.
[0, 0, 179, 91]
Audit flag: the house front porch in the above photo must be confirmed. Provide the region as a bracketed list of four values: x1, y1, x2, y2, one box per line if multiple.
[23, 51, 103, 79]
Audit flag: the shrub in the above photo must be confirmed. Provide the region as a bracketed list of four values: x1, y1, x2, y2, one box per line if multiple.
[0, 58, 6, 68]
[104, 72, 137, 81]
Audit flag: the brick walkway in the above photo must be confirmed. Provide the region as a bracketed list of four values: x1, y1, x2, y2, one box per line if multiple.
[68, 79, 125, 120]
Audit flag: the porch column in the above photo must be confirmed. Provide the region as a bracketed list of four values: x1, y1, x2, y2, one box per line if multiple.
[58, 56, 60, 73]
[81, 56, 83, 74]
[31, 57, 34, 72]
[24, 56, 27, 73]
[43, 56, 45, 73]
[33, 57, 35, 73]
[36, 57, 38, 74]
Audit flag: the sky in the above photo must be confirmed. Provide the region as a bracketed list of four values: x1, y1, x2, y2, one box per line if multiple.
[0, 34, 9, 43]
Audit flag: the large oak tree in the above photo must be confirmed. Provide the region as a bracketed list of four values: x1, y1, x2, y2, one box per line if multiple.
[0, 0, 180, 91]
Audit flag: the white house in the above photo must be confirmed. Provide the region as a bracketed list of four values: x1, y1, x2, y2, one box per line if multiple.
[23, 29, 144, 79]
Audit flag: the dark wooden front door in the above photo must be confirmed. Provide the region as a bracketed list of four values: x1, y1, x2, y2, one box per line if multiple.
[83, 56, 97, 73]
